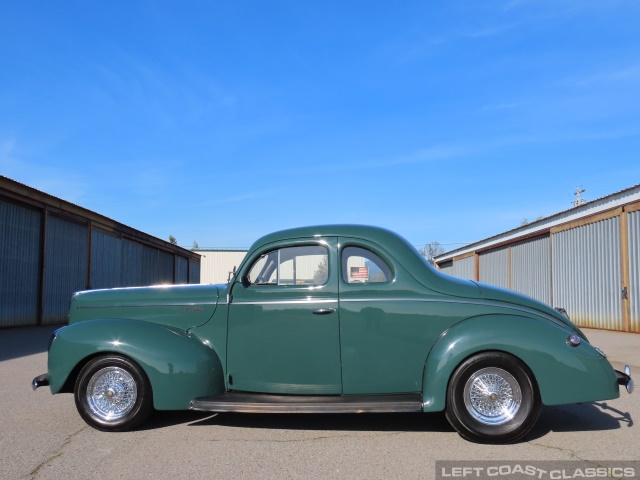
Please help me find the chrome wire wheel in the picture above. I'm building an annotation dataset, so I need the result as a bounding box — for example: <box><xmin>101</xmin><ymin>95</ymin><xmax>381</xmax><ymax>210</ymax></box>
<box><xmin>75</xmin><ymin>355</ymin><xmax>153</xmax><ymax>431</ymax></box>
<box><xmin>463</xmin><ymin>367</ymin><xmax>522</xmax><ymax>426</ymax></box>
<box><xmin>446</xmin><ymin>352</ymin><xmax>540</xmax><ymax>443</ymax></box>
<box><xmin>86</xmin><ymin>366</ymin><xmax>138</xmax><ymax>422</ymax></box>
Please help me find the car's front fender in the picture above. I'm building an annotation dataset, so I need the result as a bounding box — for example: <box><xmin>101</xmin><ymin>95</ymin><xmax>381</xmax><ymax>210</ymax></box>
<box><xmin>421</xmin><ymin>314</ymin><xmax>619</xmax><ymax>412</ymax></box>
<box><xmin>48</xmin><ymin>318</ymin><xmax>225</xmax><ymax>410</ymax></box>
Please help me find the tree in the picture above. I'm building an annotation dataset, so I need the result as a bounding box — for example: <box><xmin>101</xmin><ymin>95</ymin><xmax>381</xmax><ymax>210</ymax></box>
<box><xmin>168</xmin><ymin>235</ymin><xmax>178</xmax><ymax>245</ymax></box>
<box><xmin>419</xmin><ymin>241</ymin><xmax>445</xmax><ymax>266</ymax></box>
<box><xmin>313</xmin><ymin>256</ymin><xmax>328</xmax><ymax>284</ymax></box>
<box><xmin>191</xmin><ymin>241</ymin><xmax>199</xmax><ymax>251</ymax></box>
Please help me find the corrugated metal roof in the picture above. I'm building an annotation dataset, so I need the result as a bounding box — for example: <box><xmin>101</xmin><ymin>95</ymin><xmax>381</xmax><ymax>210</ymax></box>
<box><xmin>435</xmin><ymin>183</ymin><xmax>640</xmax><ymax>262</ymax></box>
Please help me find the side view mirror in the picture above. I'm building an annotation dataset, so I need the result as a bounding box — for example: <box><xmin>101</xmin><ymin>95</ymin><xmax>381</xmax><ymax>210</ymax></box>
<box><xmin>227</xmin><ymin>266</ymin><xmax>237</xmax><ymax>283</ymax></box>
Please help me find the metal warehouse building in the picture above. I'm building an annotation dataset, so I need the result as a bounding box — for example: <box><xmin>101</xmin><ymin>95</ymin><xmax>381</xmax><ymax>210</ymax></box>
<box><xmin>0</xmin><ymin>175</ymin><xmax>201</xmax><ymax>328</ymax></box>
<box><xmin>434</xmin><ymin>184</ymin><xmax>640</xmax><ymax>333</ymax></box>
<box><xmin>195</xmin><ymin>249</ymin><xmax>248</xmax><ymax>285</ymax></box>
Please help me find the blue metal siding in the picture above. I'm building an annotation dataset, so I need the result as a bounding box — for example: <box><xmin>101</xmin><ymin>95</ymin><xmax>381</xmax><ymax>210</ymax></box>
<box><xmin>90</xmin><ymin>230</ymin><xmax>122</xmax><ymax>289</ymax></box>
<box><xmin>0</xmin><ymin>199</ymin><xmax>41</xmax><ymax>327</ymax></box>
<box><xmin>121</xmin><ymin>240</ymin><xmax>144</xmax><ymax>287</ymax></box>
<box><xmin>159</xmin><ymin>250</ymin><xmax>174</xmax><ymax>284</ymax></box>
<box><xmin>175</xmin><ymin>256</ymin><xmax>188</xmax><ymax>284</ymax></box>
<box><xmin>42</xmin><ymin>215</ymin><xmax>88</xmax><ymax>325</ymax></box>
<box><xmin>189</xmin><ymin>259</ymin><xmax>201</xmax><ymax>284</ymax></box>
<box><xmin>142</xmin><ymin>246</ymin><xmax>160</xmax><ymax>285</ymax></box>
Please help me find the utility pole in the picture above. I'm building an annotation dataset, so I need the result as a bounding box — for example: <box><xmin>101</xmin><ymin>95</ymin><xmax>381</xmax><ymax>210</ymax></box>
<box><xmin>572</xmin><ymin>186</ymin><xmax>586</xmax><ymax>207</ymax></box>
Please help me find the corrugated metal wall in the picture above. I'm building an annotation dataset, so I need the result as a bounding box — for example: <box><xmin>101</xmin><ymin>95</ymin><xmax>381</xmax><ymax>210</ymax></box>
<box><xmin>42</xmin><ymin>215</ymin><xmax>89</xmax><ymax>325</ymax></box>
<box><xmin>452</xmin><ymin>256</ymin><xmax>475</xmax><ymax>280</ymax></box>
<box><xmin>552</xmin><ymin>217</ymin><xmax>623</xmax><ymax>330</ymax></box>
<box><xmin>438</xmin><ymin>260</ymin><xmax>453</xmax><ymax>276</ymax></box>
<box><xmin>158</xmin><ymin>250</ymin><xmax>174</xmax><ymax>284</ymax></box>
<box><xmin>91</xmin><ymin>230</ymin><xmax>122</xmax><ymax>289</ymax></box>
<box><xmin>197</xmin><ymin>250</ymin><xmax>247</xmax><ymax>284</ymax></box>
<box><xmin>479</xmin><ymin>247</ymin><xmax>509</xmax><ymax>289</ymax></box>
<box><xmin>122</xmin><ymin>240</ymin><xmax>144</xmax><ymax>287</ymax></box>
<box><xmin>0</xmin><ymin>199</ymin><xmax>41</xmax><ymax>327</ymax></box>
<box><xmin>629</xmin><ymin>211</ymin><xmax>640</xmax><ymax>332</ymax></box>
<box><xmin>1</xmin><ymin>181</ymin><xmax>201</xmax><ymax>327</ymax></box>
<box><xmin>175</xmin><ymin>256</ymin><xmax>188</xmax><ymax>284</ymax></box>
<box><xmin>189</xmin><ymin>259</ymin><xmax>201</xmax><ymax>284</ymax></box>
<box><xmin>511</xmin><ymin>236</ymin><xmax>551</xmax><ymax>305</ymax></box>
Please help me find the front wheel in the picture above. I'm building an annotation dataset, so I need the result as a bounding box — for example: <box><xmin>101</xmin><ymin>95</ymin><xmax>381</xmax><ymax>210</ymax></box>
<box><xmin>74</xmin><ymin>355</ymin><xmax>153</xmax><ymax>431</ymax></box>
<box><xmin>445</xmin><ymin>352</ymin><xmax>541</xmax><ymax>444</ymax></box>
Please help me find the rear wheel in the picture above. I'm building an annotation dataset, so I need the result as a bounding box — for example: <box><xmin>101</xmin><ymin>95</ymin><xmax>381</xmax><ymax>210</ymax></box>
<box><xmin>74</xmin><ymin>355</ymin><xmax>153</xmax><ymax>431</ymax></box>
<box><xmin>445</xmin><ymin>352</ymin><xmax>540</xmax><ymax>444</ymax></box>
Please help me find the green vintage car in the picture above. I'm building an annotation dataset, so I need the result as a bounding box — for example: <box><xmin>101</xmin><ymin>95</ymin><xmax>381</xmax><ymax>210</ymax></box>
<box><xmin>32</xmin><ymin>225</ymin><xmax>633</xmax><ymax>443</ymax></box>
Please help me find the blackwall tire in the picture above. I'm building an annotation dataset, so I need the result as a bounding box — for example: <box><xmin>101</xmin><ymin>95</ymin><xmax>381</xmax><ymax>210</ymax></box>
<box><xmin>74</xmin><ymin>355</ymin><xmax>153</xmax><ymax>432</ymax></box>
<box><xmin>445</xmin><ymin>352</ymin><xmax>541</xmax><ymax>444</ymax></box>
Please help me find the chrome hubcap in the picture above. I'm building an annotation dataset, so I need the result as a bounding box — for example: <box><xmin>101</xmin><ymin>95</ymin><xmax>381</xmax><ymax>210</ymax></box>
<box><xmin>463</xmin><ymin>367</ymin><xmax>522</xmax><ymax>425</ymax></box>
<box><xmin>86</xmin><ymin>367</ymin><xmax>137</xmax><ymax>422</ymax></box>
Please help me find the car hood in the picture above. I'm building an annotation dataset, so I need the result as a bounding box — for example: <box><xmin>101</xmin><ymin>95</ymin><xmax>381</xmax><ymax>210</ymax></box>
<box><xmin>69</xmin><ymin>284</ymin><xmax>220</xmax><ymax>331</ymax></box>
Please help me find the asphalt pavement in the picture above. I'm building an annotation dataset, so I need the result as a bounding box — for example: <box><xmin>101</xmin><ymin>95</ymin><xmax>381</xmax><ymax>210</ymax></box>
<box><xmin>1</xmin><ymin>326</ymin><xmax>638</xmax><ymax>480</ymax></box>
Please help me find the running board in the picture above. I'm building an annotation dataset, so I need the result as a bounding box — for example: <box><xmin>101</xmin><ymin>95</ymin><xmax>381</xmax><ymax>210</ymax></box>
<box><xmin>190</xmin><ymin>392</ymin><xmax>423</xmax><ymax>414</ymax></box>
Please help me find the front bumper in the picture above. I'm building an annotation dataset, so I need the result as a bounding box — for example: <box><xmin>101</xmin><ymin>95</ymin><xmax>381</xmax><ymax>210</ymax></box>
<box><xmin>615</xmin><ymin>366</ymin><xmax>634</xmax><ymax>394</ymax></box>
<box><xmin>32</xmin><ymin>373</ymin><xmax>49</xmax><ymax>391</ymax></box>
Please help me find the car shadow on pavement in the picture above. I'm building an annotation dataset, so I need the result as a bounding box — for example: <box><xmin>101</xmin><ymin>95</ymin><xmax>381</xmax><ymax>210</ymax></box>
<box><xmin>0</xmin><ymin>325</ymin><xmax>61</xmax><ymax>362</ymax></box>
<box><xmin>529</xmin><ymin>402</ymin><xmax>633</xmax><ymax>439</ymax></box>
<box><xmin>144</xmin><ymin>411</ymin><xmax>455</xmax><ymax>433</ymax></box>
<box><xmin>142</xmin><ymin>402</ymin><xmax>633</xmax><ymax>442</ymax></box>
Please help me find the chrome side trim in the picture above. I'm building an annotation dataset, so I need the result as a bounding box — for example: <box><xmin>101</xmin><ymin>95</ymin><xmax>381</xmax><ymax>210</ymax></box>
<box><xmin>190</xmin><ymin>392</ymin><xmax>423</xmax><ymax>414</ymax></box>
<box><xmin>77</xmin><ymin>302</ymin><xmax>217</xmax><ymax>309</ymax></box>
<box><xmin>231</xmin><ymin>299</ymin><xmax>338</xmax><ymax>306</ymax></box>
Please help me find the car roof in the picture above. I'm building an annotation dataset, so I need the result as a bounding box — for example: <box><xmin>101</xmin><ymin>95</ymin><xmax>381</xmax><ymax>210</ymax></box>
<box><xmin>249</xmin><ymin>224</ymin><xmax>405</xmax><ymax>250</ymax></box>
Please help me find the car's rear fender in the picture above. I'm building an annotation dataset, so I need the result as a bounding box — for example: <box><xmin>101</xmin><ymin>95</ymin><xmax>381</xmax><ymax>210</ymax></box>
<box><xmin>421</xmin><ymin>314</ymin><xmax>619</xmax><ymax>412</ymax></box>
<box><xmin>48</xmin><ymin>318</ymin><xmax>225</xmax><ymax>410</ymax></box>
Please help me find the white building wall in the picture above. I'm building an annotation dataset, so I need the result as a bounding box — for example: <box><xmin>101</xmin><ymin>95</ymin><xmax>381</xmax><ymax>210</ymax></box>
<box><xmin>196</xmin><ymin>250</ymin><xmax>248</xmax><ymax>285</ymax></box>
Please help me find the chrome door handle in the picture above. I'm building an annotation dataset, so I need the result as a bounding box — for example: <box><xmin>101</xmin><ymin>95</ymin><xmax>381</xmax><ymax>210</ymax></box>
<box><xmin>313</xmin><ymin>308</ymin><xmax>336</xmax><ymax>315</ymax></box>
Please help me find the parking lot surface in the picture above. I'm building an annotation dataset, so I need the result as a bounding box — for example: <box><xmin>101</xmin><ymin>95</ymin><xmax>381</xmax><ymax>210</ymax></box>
<box><xmin>1</xmin><ymin>326</ymin><xmax>638</xmax><ymax>480</ymax></box>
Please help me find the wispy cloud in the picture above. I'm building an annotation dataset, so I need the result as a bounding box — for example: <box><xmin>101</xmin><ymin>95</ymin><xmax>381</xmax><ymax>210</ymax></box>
<box><xmin>464</xmin><ymin>23</ymin><xmax>519</xmax><ymax>39</ymax></box>
<box><xmin>293</xmin><ymin>145</ymin><xmax>468</xmax><ymax>176</ymax></box>
<box><xmin>0</xmin><ymin>137</ymin><xmax>18</xmax><ymax>171</ymax></box>
<box><xmin>569</xmin><ymin>65</ymin><xmax>640</xmax><ymax>88</ymax></box>
<box><xmin>481</xmin><ymin>103</ymin><xmax>520</xmax><ymax>111</ymax></box>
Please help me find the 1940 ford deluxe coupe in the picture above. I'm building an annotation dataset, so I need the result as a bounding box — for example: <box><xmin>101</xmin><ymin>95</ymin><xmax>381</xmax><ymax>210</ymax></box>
<box><xmin>32</xmin><ymin>225</ymin><xmax>633</xmax><ymax>443</ymax></box>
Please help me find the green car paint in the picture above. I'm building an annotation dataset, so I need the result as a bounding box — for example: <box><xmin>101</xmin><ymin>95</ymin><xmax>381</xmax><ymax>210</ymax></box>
<box><xmin>43</xmin><ymin>224</ymin><xmax>623</xmax><ymax>415</ymax></box>
<box><xmin>49</xmin><ymin>318</ymin><xmax>225</xmax><ymax>409</ymax></box>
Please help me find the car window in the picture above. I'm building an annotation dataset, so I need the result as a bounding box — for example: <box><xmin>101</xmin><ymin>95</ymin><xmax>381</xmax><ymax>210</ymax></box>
<box><xmin>342</xmin><ymin>246</ymin><xmax>392</xmax><ymax>284</ymax></box>
<box><xmin>247</xmin><ymin>245</ymin><xmax>328</xmax><ymax>286</ymax></box>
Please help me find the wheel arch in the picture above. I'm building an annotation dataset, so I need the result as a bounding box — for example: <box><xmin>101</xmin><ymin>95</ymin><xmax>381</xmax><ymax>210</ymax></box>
<box><xmin>421</xmin><ymin>313</ymin><xmax>619</xmax><ymax>412</ymax></box>
<box><xmin>49</xmin><ymin>318</ymin><xmax>226</xmax><ymax>410</ymax></box>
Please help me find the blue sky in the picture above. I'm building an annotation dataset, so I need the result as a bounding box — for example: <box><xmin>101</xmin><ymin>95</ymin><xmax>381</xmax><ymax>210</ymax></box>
<box><xmin>1</xmin><ymin>1</ymin><xmax>639</xmax><ymax>250</ymax></box>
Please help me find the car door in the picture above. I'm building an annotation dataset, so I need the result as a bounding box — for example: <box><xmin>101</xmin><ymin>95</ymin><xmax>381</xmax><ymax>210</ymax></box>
<box><xmin>338</xmin><ymin>238</ymin><xmax>448</xmax><ymax>395</ymax></box>
<box><xmin>227</xmin><ymin>238</ymin><xmax>342</xmax><ymax>395</ymax></box>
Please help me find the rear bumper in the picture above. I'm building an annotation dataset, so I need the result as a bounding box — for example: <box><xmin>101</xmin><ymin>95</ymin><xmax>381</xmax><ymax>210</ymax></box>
<box><xmin>32</xmin><ymin>373</ymin><xmax>49</xmax><ymax>391</ymax></box>
<box><xmin>615</xmin><ymin>366</ymin><xmax>634</xmax><ymax>394</ymax></box>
